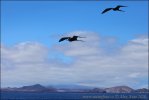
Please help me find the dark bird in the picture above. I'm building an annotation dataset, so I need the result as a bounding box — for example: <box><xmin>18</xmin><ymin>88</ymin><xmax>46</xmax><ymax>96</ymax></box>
<box><xmin>59</xmin><ymin>36</ymin><xmax>85</xmax><ymax>42</ymax></box>
<box><xmin>102</xmin><ymin>5</ymin><xmax>127</xmax><ymax>14</ymax></box>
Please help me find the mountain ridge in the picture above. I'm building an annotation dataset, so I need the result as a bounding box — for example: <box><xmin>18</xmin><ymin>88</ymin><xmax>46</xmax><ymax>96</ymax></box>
<box><xmin>1</xmin><ymin>84</ymin><xmax>149</xmax><ymax>93</ymax></box>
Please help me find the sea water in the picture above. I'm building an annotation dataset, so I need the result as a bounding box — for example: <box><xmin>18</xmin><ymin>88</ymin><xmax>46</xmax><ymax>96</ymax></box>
<box><xmin>1</xmin><ymin>92</ymin><xmax>149</xmax><ymax>100</ymax></box>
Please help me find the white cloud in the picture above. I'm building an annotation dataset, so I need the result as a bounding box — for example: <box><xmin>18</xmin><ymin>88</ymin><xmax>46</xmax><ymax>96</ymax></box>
<box><xmin>128</xmin><ymin>73</ymin><xmax>140</xmax><ymax>78</ymax></box>
<box><xmin>1</xmin><ymin>42</ymin><xmax>49</xmax><ymax>65</ymax></box>
<box><xmin>1</xmin><ymin>32</ymin><xmax>148</xmax><ymax>89</ymax></box>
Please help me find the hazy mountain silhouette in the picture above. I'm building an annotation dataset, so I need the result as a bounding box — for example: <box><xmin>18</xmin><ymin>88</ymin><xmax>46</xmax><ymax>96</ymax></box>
<box><xmin>1</xmin><ymin>84</ymin><xmax>148</xmax><ymax>93</ymax></box>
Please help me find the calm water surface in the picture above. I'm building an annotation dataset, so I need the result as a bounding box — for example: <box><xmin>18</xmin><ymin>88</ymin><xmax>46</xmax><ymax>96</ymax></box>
<box><xmin>1</xmin><ymin>92</ymin><xmax>149</xmax><ymax>100</ymax></box>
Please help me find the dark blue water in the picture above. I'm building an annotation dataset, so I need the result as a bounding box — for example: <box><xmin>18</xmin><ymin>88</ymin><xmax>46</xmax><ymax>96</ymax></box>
<box><xmin>1</xmin><ymin>92</ymin><xmax>149</xmax><ymax>100</ymax></box>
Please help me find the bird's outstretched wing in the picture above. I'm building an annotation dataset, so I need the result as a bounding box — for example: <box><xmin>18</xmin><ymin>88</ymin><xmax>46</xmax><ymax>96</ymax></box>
<box><xmin>115</xmin><ymin>5</ymin><xmax>127</xmax><ymax>9</ymax></box>
<box><xmin>77</xmin><ymin>40</ymin><xmax>85</xmax><ymax>42</ymax></box>
<box><xmin>59</xmin><ymin>37</ymin><xmax>69</xmax><ymax>42</ymax></box>
<box><xmin>101</xmin><ymin>8</ymin><xmax>113</xmax><ymax>14</ymax></box>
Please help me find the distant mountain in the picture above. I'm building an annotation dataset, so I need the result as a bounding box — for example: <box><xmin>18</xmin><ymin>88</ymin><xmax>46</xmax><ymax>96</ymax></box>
<box><xmin>21</xmin><ymin>84</ymin><xmax>47</xmax><ymax>90</ymax></box>
<box><xmin>1</xmin><ymin>84</ymin><xmax>57</xmax><ymax>92</ymax></box>
<box><xmin>1</xmin><ymin>84</ymin><xmax>148</xmax><ymax>93</ymax></box>
<box><xmin>88</xmin><ymin>86</ymin><xmax>135</xmax><ymax>93</ymax></box>
<box><xmin>135</xmin><ymin>88</ymin><xmax>149</xmax><ymax>93</ymax></box>
<box><xmin>104</xmin><ymin>86</ymin><xmax>134</xmax><ymax>93</ymax></box>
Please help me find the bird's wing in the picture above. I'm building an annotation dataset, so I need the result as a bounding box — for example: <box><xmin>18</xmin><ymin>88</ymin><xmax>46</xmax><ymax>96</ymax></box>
<box><xmin>101</xmin><ymin>8</ymin><xmax>113</xmax><ymax>14</ymax></box>
<box><xmin>115</xmin><ymin>5</ymin><xmax>127</xmax><ymax>9</ymax></box>
<box><xmin>59</xmin><ymin>37</ymin><xmax>69</xmax><ymax>42</ymax></box>
<box><xmin>77</xmin><ymin>40</ymin><xmax>85</xmax><ymax>42</ymax></box>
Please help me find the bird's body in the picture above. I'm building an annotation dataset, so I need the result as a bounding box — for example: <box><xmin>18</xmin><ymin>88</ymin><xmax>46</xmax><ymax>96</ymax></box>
<box><xmin>59</xmin><ymin>36</ymin><xmax>85</xmax><ymax>42</ymax></box>
<box><xmin>102</xmin><ymin>5</ymin><xmax>127</xmax><ymax>14</ymax></box>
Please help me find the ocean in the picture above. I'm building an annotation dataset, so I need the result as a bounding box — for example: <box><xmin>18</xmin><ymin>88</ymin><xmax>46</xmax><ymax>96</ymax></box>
<box><xmin>1</xmin><ymin>92</ymin><xmax>149</xmax><ymax>100</ymax></box>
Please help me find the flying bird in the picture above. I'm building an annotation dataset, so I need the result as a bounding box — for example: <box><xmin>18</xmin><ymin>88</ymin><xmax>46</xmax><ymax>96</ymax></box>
<box><xmin>59</xmin><ymin>35</ymin><xmax>85</xmax><ymax>42</ymax></box>
<box><xmin>101</xmin><ymin>5</ymin><xmax>127</xmax><ymax>14</ymax></box>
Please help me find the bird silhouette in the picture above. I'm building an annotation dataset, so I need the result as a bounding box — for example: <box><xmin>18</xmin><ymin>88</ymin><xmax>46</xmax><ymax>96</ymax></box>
<box><xmin>102</xmin><ymin>5</ymin><xmax>127</xmax><ymax>14</ymax></box>
<box><xmin>59</xmin><ymin>35</ymin><xmax>85</xmax><ymax>42</ymax></box>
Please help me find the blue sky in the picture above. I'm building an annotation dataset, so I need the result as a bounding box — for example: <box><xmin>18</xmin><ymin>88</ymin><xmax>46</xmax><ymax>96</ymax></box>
<box><xmin>1</xmin><ymin>1</ymin><xmax>148</xmax><ymax>88</ymax></box>
<box><xmin>1</xmin><ymin>1</ymin><xmax>148</xmax><ymax>46</ymax></box>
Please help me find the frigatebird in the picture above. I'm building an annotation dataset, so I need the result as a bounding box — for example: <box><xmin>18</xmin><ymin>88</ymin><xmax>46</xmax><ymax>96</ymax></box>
<box><xmin>101</xmin><ymin>5</ymin><xmax>127</xmax><ymax>14</ymax></box>
<box><xmin>59</xmin><ymin>36</ymin><xmax>85</xmax><ymax>42</ymax></box>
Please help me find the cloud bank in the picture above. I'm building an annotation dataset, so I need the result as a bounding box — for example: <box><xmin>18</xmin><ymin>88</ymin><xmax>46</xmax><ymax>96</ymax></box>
<box><xmin>1</xmin><ymin>31</ymin><xmax>148</xmax><ymax>88</ymax></box>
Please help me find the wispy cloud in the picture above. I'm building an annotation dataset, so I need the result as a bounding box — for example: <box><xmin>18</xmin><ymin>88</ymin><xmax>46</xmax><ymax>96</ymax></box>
<box><xmin>1</xmin><ymin>31</ymin><xmax>148</xmax><ymax>88</ymax></box>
